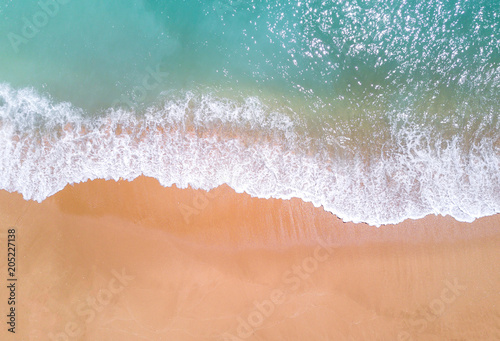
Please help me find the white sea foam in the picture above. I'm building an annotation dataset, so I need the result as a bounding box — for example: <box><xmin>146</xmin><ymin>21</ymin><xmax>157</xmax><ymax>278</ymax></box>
<box><xmin>0</xmin><ymin>83</ymin><xmax>499</xmax><ymax>226</ymax></box>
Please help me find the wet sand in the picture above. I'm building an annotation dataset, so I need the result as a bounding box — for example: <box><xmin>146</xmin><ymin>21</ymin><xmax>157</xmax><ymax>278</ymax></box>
<box><xmin>0</xmin><ymin>176</ymin><xmax>499</xmax><ymax>340</ymax></box>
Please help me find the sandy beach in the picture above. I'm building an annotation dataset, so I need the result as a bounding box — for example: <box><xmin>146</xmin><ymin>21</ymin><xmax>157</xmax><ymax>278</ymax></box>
<box><xmin>0</xmin><ymin>176</ymin><xmax>499</xmax><ymax>340</ymax></box>
<box><xmin>1</xmin><ymin>1</ymin><xmax>499</xmax><ymax>340</ymax></box>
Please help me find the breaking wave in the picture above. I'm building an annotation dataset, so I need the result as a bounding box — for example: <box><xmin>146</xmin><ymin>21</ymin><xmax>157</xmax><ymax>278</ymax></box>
<box><xmin>0</xmin><ymin>83</ymin><xmax>499</xmax><ymax>226</ymax></box>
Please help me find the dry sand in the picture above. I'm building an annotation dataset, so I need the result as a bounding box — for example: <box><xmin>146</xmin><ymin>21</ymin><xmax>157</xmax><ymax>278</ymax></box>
<box><xmin>0</xmin><ymin>176</ymin><xmax>499</xmax><ymax>340</ymax></box>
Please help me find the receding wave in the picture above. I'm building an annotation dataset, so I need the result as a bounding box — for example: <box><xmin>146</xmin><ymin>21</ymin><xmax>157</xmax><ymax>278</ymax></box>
<box><xmin>0</xmin><ymin>83</ymin><xmax>498</xmax><ymax>226</ymax></box>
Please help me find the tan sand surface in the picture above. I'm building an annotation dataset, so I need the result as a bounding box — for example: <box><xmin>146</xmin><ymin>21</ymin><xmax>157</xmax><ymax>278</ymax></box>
<box><xmin>0</xmin><ymin>176</ymin><xmax>499</xmax><ymax>340</ymax></box>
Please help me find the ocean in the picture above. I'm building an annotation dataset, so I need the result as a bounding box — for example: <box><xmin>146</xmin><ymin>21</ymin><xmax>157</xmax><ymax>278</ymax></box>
<box><xmin>0</xmin><ymin>0</ymin><xmax>498</xmax><ymax>226</ymax></box>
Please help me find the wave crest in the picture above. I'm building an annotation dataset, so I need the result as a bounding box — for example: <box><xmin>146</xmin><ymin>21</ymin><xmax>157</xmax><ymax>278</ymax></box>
<box><xmin>0</xmin><ymin>84</ymin><xmax>498</xmax><ymax>226</ymax></box>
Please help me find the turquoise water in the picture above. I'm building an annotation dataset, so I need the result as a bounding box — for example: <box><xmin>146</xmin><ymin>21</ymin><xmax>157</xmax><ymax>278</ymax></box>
<box><xmin>0</xmin><ymin>0</ymin><xmax>499</xmax><ymax>225</ymax></box>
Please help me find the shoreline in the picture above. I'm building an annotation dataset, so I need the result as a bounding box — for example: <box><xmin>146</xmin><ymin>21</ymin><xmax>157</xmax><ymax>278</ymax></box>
<box><xmin>0</xmin><ymin>176</ymin><xmax>499</xmax><ymax>340</ymax></box>
<box><xmin>6</xmin><ymin>176</ymin><xmax>500</xmax><ymax>248</ymax></box>
<box><xmin>2</xmin><ymin>82</ymin><xmax>498</xmax><ymax>226</ymax></box>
